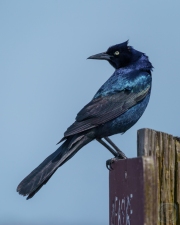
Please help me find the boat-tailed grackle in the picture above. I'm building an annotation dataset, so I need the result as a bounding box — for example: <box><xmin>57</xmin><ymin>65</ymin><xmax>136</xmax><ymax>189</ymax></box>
<box><xmin>17</xmin><ymin>40</ymin><xmax>153</xmax><ymax>199</ymax></box>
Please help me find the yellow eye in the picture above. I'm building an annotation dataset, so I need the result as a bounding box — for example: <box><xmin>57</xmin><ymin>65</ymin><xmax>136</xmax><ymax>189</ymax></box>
<box><xmin>114</xmin><ymin>51</ymin><xmax>119</xmax><ymax>56</ymax></box>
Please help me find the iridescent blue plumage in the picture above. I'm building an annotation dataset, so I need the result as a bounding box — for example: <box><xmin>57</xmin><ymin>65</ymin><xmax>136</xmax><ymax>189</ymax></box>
<box><xmin>17</xmin><ymin>41</ymin><xmax>153</xmax><ymax>199</ymax></box>
<box><xmin>93</xmin><ymin>53</ymin><xmax>152</xmax><ymax>137</ymax></box>
<box><xmin>94</xmin><ymin>54</ymin><xmax>152</xmax><ymax>99</ymax></box>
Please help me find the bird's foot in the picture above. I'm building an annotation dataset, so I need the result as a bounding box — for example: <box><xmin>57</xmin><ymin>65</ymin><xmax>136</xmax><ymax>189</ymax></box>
<box><xmin>106</xmin><ymin>152</ymin><xmax>127</xmax><ymax>171</ymax></box>
<box><xmin>106</xmin><ymin>158</ymin><xmax>115</xmax><ymax>170</ymax></box>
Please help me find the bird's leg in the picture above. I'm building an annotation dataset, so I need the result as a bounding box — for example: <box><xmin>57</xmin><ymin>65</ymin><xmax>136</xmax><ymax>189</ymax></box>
<box><xmin>104</xmin><ymin>137</ymin><xmax>127</xmax><ymax>159</ymax></box>
<box><xmin>96</xmin><ymin>137</ymin><xmax>127</xmax><ymax>170</ymax></box>
<box><xmin>96</xmin><ymin>138</ymin><xmax>117</xmax><ymax>157</ymax></box>
<box><xmin>96</xmin><ymin>139</ymin><xmax>116</xmax><ymax>170</ymax></box>
<box><xmin>104</xmin><ymin>137</ymin><xmax>127</xmax><ymax>170</ymax></box>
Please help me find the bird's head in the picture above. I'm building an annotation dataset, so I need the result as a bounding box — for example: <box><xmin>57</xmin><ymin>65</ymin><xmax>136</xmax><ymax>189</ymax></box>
<box><xmin>88</xmin><ymin>40</ymin><xmax>143</xmax><ymax>69</ymax></box>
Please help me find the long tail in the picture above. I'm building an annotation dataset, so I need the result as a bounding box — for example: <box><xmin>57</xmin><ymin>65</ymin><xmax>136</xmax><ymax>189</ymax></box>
<box><xmin>17</xmin><ymin>134</ymin><xmax>93</xmax><ymax>199</ymax></box>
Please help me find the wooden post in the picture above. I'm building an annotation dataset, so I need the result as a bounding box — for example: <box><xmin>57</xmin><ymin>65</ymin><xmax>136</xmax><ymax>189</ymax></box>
<box><xmin>138</xmin><ymin>128</ymin><xmax>180</xmax><ymax>225</ymax></box>
<box><xmin>109</xmin><ymin>128</ymin><xmax>180</xmax><ymax>225</ymax></box>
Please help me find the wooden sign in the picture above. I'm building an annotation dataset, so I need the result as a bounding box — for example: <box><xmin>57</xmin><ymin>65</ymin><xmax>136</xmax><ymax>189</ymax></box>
<box><xmin>109</xmin><ymin>157</ymin><xmax>157</xmax><ymax>225</ymax></box>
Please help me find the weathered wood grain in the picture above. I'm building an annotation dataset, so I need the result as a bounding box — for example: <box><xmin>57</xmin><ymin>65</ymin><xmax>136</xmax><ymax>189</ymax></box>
<box><xmin>142</xmin><ymin>157</ymin><xmax>157</xmax><ymax>225</ymax></box>
<box><xmin>138</xmin><ymin>128</ymin><xmax>180</xmax><ymax>225</ymax></box>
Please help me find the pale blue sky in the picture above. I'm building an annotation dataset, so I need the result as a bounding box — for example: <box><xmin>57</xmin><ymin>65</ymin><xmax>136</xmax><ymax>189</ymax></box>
<box><xmin>1</xmin><ymin>1</ymin><xmax>180</xmax><ymax>225</ymax></box>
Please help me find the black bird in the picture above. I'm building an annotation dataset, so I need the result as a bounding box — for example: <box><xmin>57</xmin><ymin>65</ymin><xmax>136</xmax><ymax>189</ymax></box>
<box><xmin>17</xmin><ymin>41</ymin><xmax>153</xmax><ymax>199</ymax></box>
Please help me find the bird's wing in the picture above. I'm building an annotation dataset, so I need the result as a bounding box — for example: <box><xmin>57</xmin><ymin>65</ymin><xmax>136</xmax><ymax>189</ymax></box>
<box><xmin>63</xmin><ymin>86</ymin><xmax>150</xmax><ymax>138</ymax></box>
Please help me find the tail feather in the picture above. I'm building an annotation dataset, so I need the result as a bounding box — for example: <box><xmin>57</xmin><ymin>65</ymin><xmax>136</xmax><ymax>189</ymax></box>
<box><xmin>17</xmin><ymin>134</ymin><xmax>93</xmax><ymax>199</ymax></box>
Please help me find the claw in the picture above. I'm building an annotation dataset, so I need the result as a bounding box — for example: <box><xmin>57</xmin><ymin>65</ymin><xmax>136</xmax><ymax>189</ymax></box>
<box><xmin>106</xmin><ymin>158</ymin><xmax>115</xmax><ymax>170</ymax></box>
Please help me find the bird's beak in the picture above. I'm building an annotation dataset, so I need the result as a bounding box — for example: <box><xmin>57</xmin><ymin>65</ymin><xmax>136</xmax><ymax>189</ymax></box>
<box><xmin>87</xmin><ymin>52</ymin><xmax>111</xmax><ymax>60</ymax></box>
